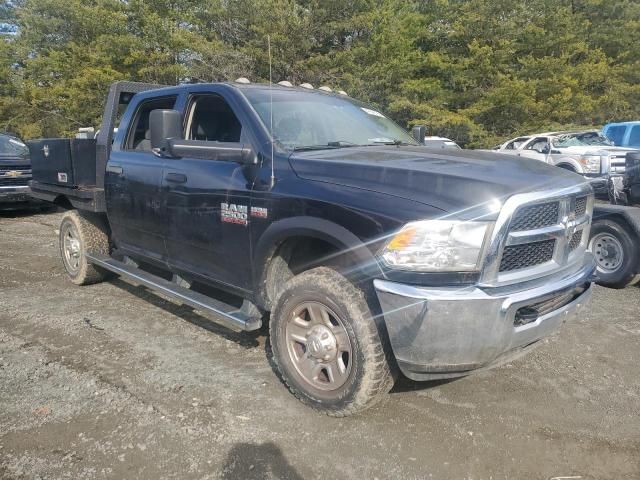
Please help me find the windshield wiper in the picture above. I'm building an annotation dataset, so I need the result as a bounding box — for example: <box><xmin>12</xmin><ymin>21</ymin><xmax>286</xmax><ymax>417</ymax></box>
<box><xmin>368</xmin><ymin>139</ymin><xmax>411</xmax><ymax>146</ymax></box>
<box><xmin>293</xmin><ymin>141</ymin><xmax>361</xmax><ymax>152</ymax></box>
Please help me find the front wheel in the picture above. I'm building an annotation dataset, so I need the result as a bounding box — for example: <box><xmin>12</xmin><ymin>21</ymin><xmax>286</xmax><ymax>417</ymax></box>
<box><xmin>589</xmin><ymin>219</ymin><xmax>639</xmax><ymax>289</ymax></box>
<box><xmin>270</xmin><ymin>267</ymin><xmax>395</xmax><ymax>416</ymax></box>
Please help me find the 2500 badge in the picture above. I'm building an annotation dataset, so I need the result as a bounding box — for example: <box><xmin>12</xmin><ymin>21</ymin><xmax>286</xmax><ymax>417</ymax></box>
<box><xmin>220</xmin><ymin>203</ymin><xmax>248</xmax><ymax>225</ymax></box>
<box><xmin>220</xmin><ymin>203</ymin><xmax>269</xmax><ymax>225</ymax></box>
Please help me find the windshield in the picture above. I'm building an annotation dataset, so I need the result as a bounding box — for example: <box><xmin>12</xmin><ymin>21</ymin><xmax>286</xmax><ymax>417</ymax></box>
<box><xmin>0</xmin><ymin>134</ymin><xmax>28</xmax><ymax>158</ymax></box>
<box><xmin>553</xmin><ymin>131</ymin><xmax>613</xmax><ymax>148</ymax></box>
<box><xmin>243</xmin><ymin>88</ymin><xmax>418</xmax><ymax>150</ymax></box>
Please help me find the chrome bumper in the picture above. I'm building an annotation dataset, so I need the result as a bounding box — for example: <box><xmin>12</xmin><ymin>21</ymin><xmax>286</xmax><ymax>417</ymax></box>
<box><xmin>0</xmin><ymin>185</ymin><xmax>31</xmax><ymax>203</ymax></box>
<box><xmin>374</xmin><ymin>253</ymin><xmax>596</xmax><ymax>380</ymax></box>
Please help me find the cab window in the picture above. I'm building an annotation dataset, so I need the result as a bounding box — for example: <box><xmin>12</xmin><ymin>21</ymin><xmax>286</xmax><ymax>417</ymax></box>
<box><xmin>185</xmin><ymin>95</ymin><xmax>242</xmax><ymax>143</ymax></box>
<box><xmin>605</xmin><ymin>125</ymin><xmax>626</xmax><ymax>146</ymax></box>
<box><xmin>525</xmin><ymin>137</ymin><xmax>549</xmax><ymax>153</ymax></box>
<box><xmin>125</xmin><ymin>96</ymin><xmax>177</xmax><ymax>151</ymax></box>
<box><xmin>628</xmin><ymin>126</ymin><xmax>640</xmax><ymax>147</ymax></box>
<box><xmin>505</xmin><ymin>137</ymin><xmax>529</xmax><ymax>150</ymax></box>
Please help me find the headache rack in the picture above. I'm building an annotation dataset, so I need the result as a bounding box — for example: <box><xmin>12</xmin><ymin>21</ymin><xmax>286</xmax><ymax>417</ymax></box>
<box><xmin>28</xmin><ymin>81</ymin><xmax>164</xmax><ymax>212</ymax></box>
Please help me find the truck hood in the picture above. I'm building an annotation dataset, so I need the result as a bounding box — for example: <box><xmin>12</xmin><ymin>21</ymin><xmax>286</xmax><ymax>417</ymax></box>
<box><xmin>289</xmin><ymin>146</ymin><xmax>587</xmax><ymax>220</ymax></box>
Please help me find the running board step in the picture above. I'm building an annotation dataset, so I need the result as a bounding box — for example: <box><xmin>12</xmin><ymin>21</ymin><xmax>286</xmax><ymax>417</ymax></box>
<box><xmin>86</xmin><ymin>253</ymin><xmax>262</xmax><ymax>332</ymax></box>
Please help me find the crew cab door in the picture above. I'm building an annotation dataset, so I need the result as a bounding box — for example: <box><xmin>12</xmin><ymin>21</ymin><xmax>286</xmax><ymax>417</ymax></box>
<box><xmin>105</xmin><ymin>95</ymin><xmax>178</xmax><ymax>263</ymax></box>
<box><xmin>162</xmin><ymin>92</ymin><xmax>255</xmax><ymax>291</ymax></box>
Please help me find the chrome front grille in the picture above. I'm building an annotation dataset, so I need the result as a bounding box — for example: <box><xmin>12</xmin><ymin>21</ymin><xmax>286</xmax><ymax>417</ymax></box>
<box><xmin>0</xmin><ymin>177</ymin><xmax>30</xmax><ymax>187</ymax></box>
<box><xmin>610</xmin><ymin>155</ymin><xmax>626</xmax><ymax>173</ymax></box>
<box><xmin>480</xmin><ymin>184</ymin><xmax>594</xmax><ymax>287</ymax></box>
<box><xmin>0</xmin><ymin>165</ymin><xmax>30</xmax><ymax>172</ymax></box>
<box><xmin>568</xmin><ymin>230</ymin><xmax>583</xmax><ymax>251</ymax></box>
<box><xmin>509</xmin><ymin>202</ymin><xmax>559</xmax><ymax>231</ymax></box>
<box><xmin>574</xmin><ymin>196</ymin><xmax>587</xmax><ymax>216</ymax></box>
<box><xmin>500</xmin><ymin>239</ymin><xmax>556</xmax><ymax>272</ymax></box>
<box><xmin>0</xmin><ymin>166</ymin><xmax>31</xmax><ymax>187</ymax></box>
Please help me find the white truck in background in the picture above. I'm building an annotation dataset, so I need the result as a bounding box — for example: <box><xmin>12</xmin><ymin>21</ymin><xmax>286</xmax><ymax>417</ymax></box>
<box><xmin>494</xmin><ymin>131</ymin><xmax>638</xmax><ymax>195</ymax></box>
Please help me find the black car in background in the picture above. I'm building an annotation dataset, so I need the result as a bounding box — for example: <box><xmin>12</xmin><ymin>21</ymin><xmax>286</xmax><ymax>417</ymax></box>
<box><xmin>0</xmin><ymin>133</ymin><xmax>35</xmax><ymax>208</ymax></box>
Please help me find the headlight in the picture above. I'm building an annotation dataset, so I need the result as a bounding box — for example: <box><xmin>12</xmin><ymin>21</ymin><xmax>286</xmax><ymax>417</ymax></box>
<box><xmin>577</xmin><ymin>154</ymin><xmax>602</xmax><ymax>173</ymax></box>
<box><xmin>380</xmin><ymin>220</ymin><xmax>491</xmax><ymax>272</ymax></box>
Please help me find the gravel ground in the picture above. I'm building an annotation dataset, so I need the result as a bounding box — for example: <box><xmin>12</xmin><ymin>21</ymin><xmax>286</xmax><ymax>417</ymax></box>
<box><xmin>0</xmin><ymin>208</ymin><xmax>639</xmax><ymax>480</ymax></box>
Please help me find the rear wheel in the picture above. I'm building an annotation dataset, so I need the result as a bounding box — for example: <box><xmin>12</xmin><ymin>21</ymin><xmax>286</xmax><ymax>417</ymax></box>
<box><xmin>589</xmin><ymin>219</ymin><xmax>639</xmax><ymax>288</ymax></box>
<box><xmin>59</xmin><ymin>210</ymin><xmax>110</xmax><ymax>285</ymax></box>
<box><xmin>270</xmin><ymin>267</ymin><xmax>395</xmax><ymax>416</ymax></box>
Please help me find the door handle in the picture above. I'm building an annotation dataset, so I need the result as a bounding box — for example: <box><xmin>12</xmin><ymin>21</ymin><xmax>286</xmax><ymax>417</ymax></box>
<box><xmin>165</xmin><ymin>172</ymin><xmax>187</xmax><ymax>183</ymax></box>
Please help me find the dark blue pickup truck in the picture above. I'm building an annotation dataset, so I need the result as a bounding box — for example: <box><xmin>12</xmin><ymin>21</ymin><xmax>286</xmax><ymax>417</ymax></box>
<box><xmin>29</xmin><ymin>81</ymin><xmax>596</xmax><ymax>416</ymax></box>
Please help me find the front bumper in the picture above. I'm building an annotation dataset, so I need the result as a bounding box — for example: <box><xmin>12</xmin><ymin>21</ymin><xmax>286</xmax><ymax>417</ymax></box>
<box><xmin>0</xmin><ymin>185</ymin><xmax>32</xmax><ymax>204</ymax></box>
<box><xmin>374</xmin><ymin>253</ymin><xmax>596</xmax><ymax>380</ymax></box>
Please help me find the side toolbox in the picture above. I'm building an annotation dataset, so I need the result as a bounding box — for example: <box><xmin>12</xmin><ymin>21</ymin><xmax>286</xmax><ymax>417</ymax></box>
<box><xmin>27</xmin><ymin>138</ymin><xmax>105</xmax><ymax>212</ymax></box>
<box><xmin>28</xmin><ymin>138</ymin><xmax>97</xmax><ymax>188</ymax></box>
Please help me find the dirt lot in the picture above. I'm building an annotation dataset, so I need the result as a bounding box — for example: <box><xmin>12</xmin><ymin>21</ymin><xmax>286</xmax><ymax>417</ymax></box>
<box><xmin>0</xmin><ymin>209</ymin><xmax>639</xmax><ymax>480</ymax></box>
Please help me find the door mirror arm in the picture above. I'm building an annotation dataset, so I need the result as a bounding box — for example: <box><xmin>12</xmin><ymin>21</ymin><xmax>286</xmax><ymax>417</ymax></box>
<box><xmin>168</xmin><ymin>139</ymin><xmax>258</xmax><ymax>165</ymax></box>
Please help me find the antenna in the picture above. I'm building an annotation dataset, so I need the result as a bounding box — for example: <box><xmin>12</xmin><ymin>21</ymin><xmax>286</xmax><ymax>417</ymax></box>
<box><xmin>268</xmin><ymin>35</ymin><xmax>275</xmax><ymax>188</ymax></box>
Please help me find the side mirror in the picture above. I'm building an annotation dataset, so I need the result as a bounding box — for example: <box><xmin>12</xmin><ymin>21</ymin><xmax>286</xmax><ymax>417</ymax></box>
<box><xmin>412</xmin><ymin>125</ymin><xmax>427</xmax><ymax>144</ymax></box>
<box><xmin>150</xmin><ymin>109</ymin><xmax>183</xmax><ymax>155</ymax></box>
<box><xmin>149</xmin><ymin>109</ymin><xmax>257</xmax><ymax>165</ymax></box>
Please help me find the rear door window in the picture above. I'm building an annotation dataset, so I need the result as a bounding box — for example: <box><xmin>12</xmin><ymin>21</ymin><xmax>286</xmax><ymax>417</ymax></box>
<box><xmin>125</xmin><ymin>96</ymin><xmax>178</xmax><ymax>151</ymax></box>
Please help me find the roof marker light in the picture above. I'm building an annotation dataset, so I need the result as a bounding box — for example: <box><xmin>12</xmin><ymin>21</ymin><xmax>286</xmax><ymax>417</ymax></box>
<box><xmin>235</xmin><ymin>77</ymin><xmax>251</xmax><ymax>84</ymax></box>
<box><xmin>318</xmin><ymin>86</ymin><xmax>332</xmax><ymax>92</ymax></box>
<box><xmin>277</xmin><ymin>80</ymin><xmax>293</xmax><ymax>87</ymax></box>
<box><xmin>299</xmin><ymin>83</ymin><xmax>314</xmax><ymax>89</ymax></box>
<box><xmin>337</xmin><ymin>90</ymin><xmax>348</xmax><ymax>96</ymax></box>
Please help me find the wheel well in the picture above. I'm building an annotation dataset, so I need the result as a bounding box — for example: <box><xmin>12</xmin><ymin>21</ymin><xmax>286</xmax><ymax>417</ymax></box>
<box><xmin>261</xmin><ymin>236</ymin><xmax>363</xmax><ymax>310</ymax></box>
<box><xmin>557</xmin><ymin>163</ymin><xmax>576</xmax><ymax>172</ymax></box>
<box><xmin>593</xmin><ymin>212</ymin><xmax>634</xmax><ymax>237</ymax></box>
<box><xmin>53</xmin><ymin>195</ymin><xmax>73</xmax><ymax>210</ymax></box>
